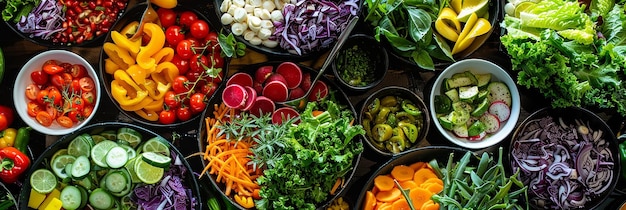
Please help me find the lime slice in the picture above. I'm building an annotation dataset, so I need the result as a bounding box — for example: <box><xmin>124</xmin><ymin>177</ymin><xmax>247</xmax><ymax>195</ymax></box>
<box><xmin>117</xmin><ymin>128</ymin><xmax>142</xmax><ymax>149</ymax></box>
<box><xmin>91</xmin><ymin>135</ymin><xmax>107</xmax><ymax>144</ymax></box>
<box><xmin>52</xmin><ymin>149</ymin><xmax>68</xmax><ymax>161</ymax></box>
<box><xmin>514</xmin><ymin>1</ymin><xmax>535</xmax><ymax>18</ymax></box>
<box><xmin>91</xmin><ymin>140</ymin><xmax>118</xmax><ymax>167</ymax></box>
<box><xmin>30</xmin><ymin>169</ymin><xmax>57</xmax><ymax>194</ymax></box>
<box><xmin>100</xmin><ymin>130</ymin><xmax>117</xmax><ymax>141</ymax></box>
<box><xmin>456</xmin><ymin>0</ymin><xmax>489</xmax><ymax>22</ymax></box>
<box><xmin>124</xmin><ymin>157</ymin><xmax>142</xmax><ymax>183</ymax></box>
<box><xmin>141</xmin><ymin>137</ymin><xmax>170</xmax><ymax>157</ymax></box>
<box><xmin>51</xmin><ymin>155</ymin><xmax>77</xmax><ymax>179</ymax></box>
<box><xmin>68</xmin><ymin>135</ymin><xmax>93</xmax><ymax>158</ymax></box>
<box><xmin>134</xmin><ymin>158</ymin><xmax>164</xmax><ymax>184</ymax></box>
<box><xmin>141</xmin><ymin>152</ymin><xmax>171</xmax><ymax>168</ymax></box>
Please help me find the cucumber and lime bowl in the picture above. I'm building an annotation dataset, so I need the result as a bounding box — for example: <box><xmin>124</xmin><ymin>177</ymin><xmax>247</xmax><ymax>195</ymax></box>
<box><xmin>18</xmin><ymin>122</ymin><xmax>201</xmax><ymax>210</ymax></box>
<box><xmin>429</xmin><ymin>59</ymin><xmax>520</xmax><ymax>149</ymax></box>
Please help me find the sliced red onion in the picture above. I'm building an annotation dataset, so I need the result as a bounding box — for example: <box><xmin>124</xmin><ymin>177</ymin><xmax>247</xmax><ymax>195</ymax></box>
<box><xmin>16</xmin><ymin>0</ymin><xmax>65</xmax><ymax>40</ymax></box>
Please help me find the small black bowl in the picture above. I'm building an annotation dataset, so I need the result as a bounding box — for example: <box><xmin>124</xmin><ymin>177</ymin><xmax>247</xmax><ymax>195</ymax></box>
<box><xmin>359</xmin><ymin>86</ymin><xmax>430</xmax><ymax>157</ymax></box>
<box><xmin>331</xmin><ymin>34</ymin><xmax>388</xmax><ymax>93</ymax></box>
<box><xmin>509</xmin><ymin>107</ymin><xmax>620</xmax><ymax>210</ymax></box>
<box><xmin>17</xmin><ymin>122</ymin><xmax>202</xmax><ymax>210</ymax></box>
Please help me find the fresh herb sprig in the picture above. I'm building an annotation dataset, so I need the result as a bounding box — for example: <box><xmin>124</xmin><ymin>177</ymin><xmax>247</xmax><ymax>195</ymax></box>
<box><xmin>218</xmin><ymin>31</ymin><xmax>246</xmax><ymax>58</ymax></box>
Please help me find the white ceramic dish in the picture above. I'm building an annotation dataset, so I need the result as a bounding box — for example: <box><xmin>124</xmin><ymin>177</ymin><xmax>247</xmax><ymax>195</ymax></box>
<box><xmin>13</xmin><ymin>50</ymin><xmax>101</xmax><ymax>136</ymax></box>
<box><xmin>429</xmin><ymin>58</ymin><xmax>520</xmax><ymax>149</ymax></box>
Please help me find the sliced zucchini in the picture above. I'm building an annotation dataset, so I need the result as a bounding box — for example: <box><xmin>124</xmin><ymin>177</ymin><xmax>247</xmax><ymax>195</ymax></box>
<box><xmin>459</xmin><ymin>86</ymin><xmax>478</xmax><ymax>102</ymax></box>
<box><xmin>475</xmin><ymin>73</ymin><xmax>492</xmax><ymax>87</ymax></box>
<box><xmin>487</xmin><ymin>82</ymin><xmax>512</xmax><ymax>107</ymax></box>
<box><xmin>444</xmin><ymin>89</ymin><xmax>460</xmax><ymax>102</ymax></box>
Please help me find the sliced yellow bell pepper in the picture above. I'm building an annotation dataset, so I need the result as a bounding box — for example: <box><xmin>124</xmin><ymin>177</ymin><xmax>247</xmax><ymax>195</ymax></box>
<box><xmin>111</xmin><ymin>80</ymin><xmax>149</xmax><ymax>106</ymax></box>
<box><xmin>104</xmin><ymin>42</ymin><xmax>134</xmax><ymax>70</ymax></box>
<box><xmin>150</xmin><ymin>0</ymin><xmax>177</xmax><ymax>9</ymax></box>
<box><xmin>436</xmin><ymin>8</ymin><xmax>462</xmax><ymax>42</ymax></box>
<box><xmin>120</xmin><ymin>21</ymin><xmax>140</xmax><ymax>37</ymax></box>
<box><xmin>150</xmin><ymin>71</ymin><xmax>169</xmax><ymax>86</ymax></box>
<box><xmin>111</xmin><ymin>30</ymin><xmax>141</xmax><ymax>55</ymax></box>
<box><xmin>136</xmin><ymin>23</ymin><xmax>165</xmax><ymax>70</ymax></box>
<box><xmin>144</xmin><ymin>97</ymin><xmax>164</xmax><ymax>112</ymax></box>
<box><xmin>135</xmin><ymin>109</ymin><xmax>159</xmax><ymax>121</ymax></box>
<box><xmin>234</xmin><ymin>195</ymin><xmax>255</xmax><ymax>209</ymax></box>
<box><xmin>465</xmin><ymin>18</ymin><xmax>491</xmax><ymax>40</ymax></box>
<box><xmin>120</xmin><ymin>97</ymin><xmax>154</xmax><ymax>111</ymax></box>
<box><xmin>126</xmin><ymin>64</ymin><xmax>151</xmax><ymax>85</ymax></box>
<box><xmin>104</xmin><ymin>58</ymin><xmax>120</xmax><ymax>75</ymax></box>
<box><xmin>153</xmin><ymin>47</ymin><xmax>175</xmax><ymax>64</ymax></box>
<box><xmin>142</xmin><ymin>79</ymin><xmax>157</xmax><ymax>97</ymax></box>
<box><xmin>114</xmin><ymin>70</ymin><xmax>143</xmax><ymax>91</ymax></box>
<box><xmin>117</xmin><ymin>79</ymin><xmax>138</xmax><ymax>98</ymax></box>
<box><xmin>156</xmin><ymin>62</ymin><xmax>179</xmax><ymax>83</ymax></box>
<box><xmin>152</xmin><ymin>82</ymin><xmax>171</xmax><ymax>100</ymax></box>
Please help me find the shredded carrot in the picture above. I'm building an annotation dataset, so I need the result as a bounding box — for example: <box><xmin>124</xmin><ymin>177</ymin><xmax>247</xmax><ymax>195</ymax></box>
<box><xmin>329</xmin><ymin>178</ymin><xmax>342</xmax><ymax>195</ymax></box>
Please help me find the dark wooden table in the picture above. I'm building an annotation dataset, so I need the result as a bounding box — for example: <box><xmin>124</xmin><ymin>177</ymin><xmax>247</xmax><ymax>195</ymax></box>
<box><xmin>1</xmin><ymin>0</ymin><xmax>624</xmax><ymax>209</ymax></box>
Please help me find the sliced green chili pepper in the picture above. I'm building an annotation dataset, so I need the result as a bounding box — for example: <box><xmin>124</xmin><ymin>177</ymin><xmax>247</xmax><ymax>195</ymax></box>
<box><xmin>381</xmin><ymin>95</ymin><xmax>398</xmax><ymax>107</ymax></box>
<box><xmin>375</xmin><ymin>107</ymin><xmax>391</xmax><ymax>124</ymax></box>
<box><xmin>389</xmin><ymin>135</ymin><xmax>407</xmax><ymax>151</ymax></box>
<box><xmin>372</xmin><ymin>124</ymin><xmax>393</xmax><ymax>142</ymax></box>
<box><xmin>367</xmin><ymin>98</ymin><xmax>381</xmax><ymax>115</ymax></box>
<box><xmin>386</xmin><ymin>113</ymin><xmax>397</xmax><ymax>127</ymax></box>
<box><xmin>363</xmin><ymin>118</ymin><xmax>372</xmax><ymax>138</ymax></box>
<box><xmin>402</xmin><ymin>100</ymin><xmax>422</xmax><ymax>116</ymax></box>
<box><xmin>399</xmin><ymin>121</ymin><xmax>419</xmax><ymax>143</ymax></box>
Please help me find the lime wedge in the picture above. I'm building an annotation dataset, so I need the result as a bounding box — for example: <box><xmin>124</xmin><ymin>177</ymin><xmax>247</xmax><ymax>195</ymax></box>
<box><xmin>91</xmin><ymin>140</ymin><xmax>118</xmax><ymax>167</ymax></box>
<box><xmin>141</xmin><ymin>137</ymin><xmax>170</xmax><ymax>157</ymax></box>
<box><xmin>134</xmin><ymin>158</ymin><xmax>164</xmax><ymax>184</ymax></box>
<box><xmin>514</xmin><ymin>1</ymin><xmax>535</xmax><ymax>18</ymax></box>
<box><xmin>99</xmin><ymin>130</ymin><xmax>117</xmax><ymax>141</ymax></box>
<box><xmin>124</xmin><ymin>157</ymin><xmax>142</xmax><ymax>183</ymax></box>
<box><xmin>30</xmin><ymin>169</ymin><xmax>57</xmax><ymax>194</ymax></box>
<box><xmin>141</xmin><ymin>152</ymin><xmax>171</xmax><ymax>169</ymax></box>
<box><xmin>91</xmin><ymin>135</ymin><xmax>107</xmax><ymax>144</ymax></box>
<box><xmin>457</xmin><ymin>0</ymin><xmax>489</xmax><ymax>22</ymax></box>
<box><xmin>52</xmin><ymin>149</ymin><xmax>68</xmax><ymax>161</ymax></box>
<box><xmin>68</xmin><ymin>135</ymin><xmax>93</xmax><ymax>158</ymax></box>
<box><xmin>117</xmin><ymin>128</ymin><xmax>142</xmax><ymax>149</ymax></box>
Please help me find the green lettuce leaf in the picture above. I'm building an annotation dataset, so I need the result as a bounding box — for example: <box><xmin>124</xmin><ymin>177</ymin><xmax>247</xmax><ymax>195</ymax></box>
<box><xmin>601</xmin><ymin>5</ymin><xmax>626</xmax><ymax>45</ymax></box>
<box><xmin>519</xmin><ymin>0</ymin><xmax>588</xmax><ymax>31</ymax></box>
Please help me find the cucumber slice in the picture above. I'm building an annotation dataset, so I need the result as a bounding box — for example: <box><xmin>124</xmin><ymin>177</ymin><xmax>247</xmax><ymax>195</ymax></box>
<box><xmin>471</xmin><ymin>98</ymin><xmax>489</xmax><ymax>117</ymax></box>
<box><xmin>487</xmin><ymin>82</ymin><xmax>512</xmax><ymax>107</ymax></box>
<box><xmin>475</xmin><ymin>73</ymin><xmax>492</xmax><ymax>87</ymax></box>
<box><xmin>459</xmin><ymin>86</ymin><xmax>478</xmax><ymax>102</ymax></box>
<box><xmin>118</xmin><ymin>144</ymin><xmax>137</xmax><ymax>160</ymax></box>
<box><xmin>60</xmin><ymin>185</ymin><xmax>82</xmax><ymax>210</ymax></box>
<box><xmin>89</xmin><ymin>188</ymin><xmax>115</xmax><ymax>210</ymax></box>
<box><xmin>141</xmin><ymin>152</ymin><xmax>172</xmax><ymax>169</ymax></box>
<box><xmin>106</xmin><ymin>146</ymin><xmax>129</xmax><ymax>169</ymax></box>
<box><xmin>91</xmin><ymin>140</ymin><xmax>118</xmax><ymax>168</ymax></box>
<box><xmin>109</xmin><ymin>169</ymin><xmax>133</xmax><ymax>197</ymax></box>
<box><xmin>104</xmin><ymin>170</ymin><xmax>129</xmax><ymax>193</ymax></box>
<box><xmin>467</xmin><ymin>120</ymin><xmax>486</xmax><ymax>137</ymax></box>
<box><xmin>51</xmin><ymin>155</ymin><xmax>76</xmax><ymax>179</ymax></box>
<box><xmin>453</xmin><ymin>124</ymin><xmax>469</xmax><ymax>138</ymax></box>
<box><xmin>71</xmin><ymin>156</ymin><xmax>90</xmax><ymax>179</ymax></box>
<box><xmin>444</xmin><ymin>89</ymin><xmax>460</xmax><ymax>102</ymax></box>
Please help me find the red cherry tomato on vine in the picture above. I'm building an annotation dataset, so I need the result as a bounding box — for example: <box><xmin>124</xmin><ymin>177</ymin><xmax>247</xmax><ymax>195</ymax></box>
<box><xmin>176</xmin><ymin>40</ymin><xmax>195</xmax><ymax>60</ymax></box>
<box><xmin>31</xmin><ymin>70</ymin><xmax>49</xmax><ymax>85</ymax></box>
<box><xmin>189</xmin><ymin>93</ymin><xmax>206</xmax><ymax>113</ymax></box>
<box><xmin>179</xmin><ymin>11</ymin><xmax>198</xmax><ymax>27</ymax></box>
<box><xmin>176</xmin><ymin>106</ymin><xmax>192</xmax><ymax>121</ymax></box>
<box><xmin>164</xmin><ymin>91</ymin><xmax>181</xmax><ymax>108</ymax></box>
<box><xmin>209</xmin><ymin>53</ymin><xmax>224</xmax><ymax>68</ymax></box>
<box><xmin>157</xmin><ymin>8</ymin><xmax>177</xmax><ymax>28</ymax></box>
<box><xmin>172</xmin><ymin>76</ymin><xmax>191</xmax><ymax>94</ymax></box>
<box><xmin>0</xmin><ymin>105</ymin><xmax>14</xmax><ymax>131</ymax></box>
<box><xmin>171</xmin><ymin>54</ymin><xmax>190</xmax><ymax>75</ymax></box>
<box><xmin>200</xmin><ymin>80</ymin><xmax>218</xmax><ymax>96</ymax></box>
<box><xmin>159</xmin><ymin>110</ymin><xmax>176</xmax><ymax>124</ymax></box>
<box><xmin>190</xmin><ymin>20</ymin><xmax>209</xmax><ymax>39</ymax></box>
<box><xmin>189</xmin><ymin>54</ymin><xmax>209</xmax><ymax>73</ymax></box>
<box><xmin>165</xmin><ymin>25</ymin><xmax>186</xmax><ymax>46</ymax></box>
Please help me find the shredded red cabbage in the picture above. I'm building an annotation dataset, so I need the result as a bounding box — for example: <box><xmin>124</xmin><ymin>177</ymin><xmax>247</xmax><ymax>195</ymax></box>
<box><xmin>511</xmin><ymin>116</ymin><xmax>615</xmax><ymax>209</ymax></box>
<box><xmin>131</xmin><ymin>152</ymin><xmax>197</xmax><ymax>210</ymax></box>
<box><xmin>273</xmin><ymin>0</ymin><xmax>360</xmax><ymax>55</ymax></box>
<box><xmin>16</xmin><ymin>0</ymin><xmax>65</xmax><ymax>40</ymax></box>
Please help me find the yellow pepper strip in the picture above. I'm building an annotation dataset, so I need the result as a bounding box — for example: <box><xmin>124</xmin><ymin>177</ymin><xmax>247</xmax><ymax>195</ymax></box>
<box><xmin>126</xmin><ymin>64</ymin><xmax>151</xmax><ymax>86</ymax></box>
<box><xmin>151</xmin><ymin>71</ymin><xmax>169</xmax><ymax>86</ymax></box>
<box><xmin>234</xmin><ymin>195</ymin><xmax>255</xmax><ymax>209</ymax></box>
<box><xmin>0</xmin><ymin>128</ymin><xmax>17</xmax><ymax>149</ymax></box>
<box><xmin>111</xmin><ymin>80</ymin><xmax>149</xmax><ymax>106</ymax></box>
<box><xmin>136</xmin><ymin>23</ymin><xmax>165</xmax><ymax>70</ymax></box>
<box><xmin>152</xmin><ymin>82</ymin><xmax>171</xmax><ymax>100</ymax></box>
<box><xmin>114</xmin><ymin>70</ymin><xmax>144</xmax><ymax>91</ymax></box>
<box><xmin>135</xmin><ymin>109</ymin><xmax>159</xmax><ymax>121</ymax></box>
<box><xmin>104</xmin><ymin>58</ymin><xmax>121</xmax><ymax>75</ymax></box>
<box><xmin>156</xmin><ymin>62</ymin><xmax>179</xmax><ymax>83</ymax></box>
<box><xmin>465</xmin><ymin>18</ymin><xmax>491</xmax><ymax>39</ymax></box>
<box><xmin>104</xmin><ymin>42</ymin><xmax>134</xmax><ymax>70</ymax></box>
<box><xmin>117</xmin><ymin>79</ymin><xmax>138</xmax><ymax>98</ymax></box>
<box><xmin>141</xmin><ymin>79</ymin><xmax>157</xmax><ymax>98</ymax></box>
<box><xmin>435</xmin><ymin>8</ymin><xmax>462</xmax><ymax>42</ymax></box>
<box><xmin>120</xmin><ymin>21</ymin><xmax>140</xmax><ymax>37</ymax></box>
<box><xmin>150</xmin><ymin>0</ymin><xmax>177</xmax><ymax>9</ymax></box>
<box><xmin>144</xmin><ymin>97</ymin><xmax>164</xmax><ymax>112</ymax></box>
<box><xmin>152</xmin><ymin>47</ymin><xmax>175</xmax><ymax>64</ymax></box>
<box><xmin>112</xmin><ymin>31</ymin><xmax>141</xmax><ymax>55</ymax></box>
<box><xmin>120</xmin><ymin>97</ymin><xmax>154</xmax><ymax>111</ymax></box>
<box><xmin>452</xmin><ymin>12</ymin><xmax>478</xmax><ymax>55</ymax></box>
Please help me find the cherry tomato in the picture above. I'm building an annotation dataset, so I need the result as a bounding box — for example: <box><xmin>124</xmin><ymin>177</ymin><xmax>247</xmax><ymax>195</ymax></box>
<box><xmin>48</xmin><ymin>88</ymin><xmax>63</xmax><ymax>106</ymax></box>
<box><xmin>157</xmin><ymin>8</ymin><xmax>177</xmax><ymax>28</ymax></box>
<box><xmin>43</xmin><ymin>60</ymin><xmax>58</xmax><ymax>67</ymax></box>
<box><xmin>159</xmin><ymin>110</ymin><xmax>176</xmax><ymax>124</ymax></box>
<box><xmin>185</xmin><ymin>71</ymin><xmax>203</xmax><ymax>83</ymax></box>
<box><xmin>36</xmin><ymin>111</ymin><xmax>54</xmax><ymax>126</ymax></box>
<box><xmin>50</xmin><ymin>74</ymin><xmax>67</xmax><ymax>89</ymax></box>
<box><xmin>165</xmin><ymin>25</ymin><xmax>186</xmax><ymax>46</ymax></box>
<box><xmin>209</xmin><ymin>53</ymin><xmax>224</xmax><ymax>68</ymax></box>
<box><xmin>36</xmin><ymin>89</ymin><xmax>49</xmax><ymax>105</ymax></box>
<box><xmin>171</xmin><ymin>54</ymin><xmax>190</xmax><ymax>75</ymax></box>
<box><xmin>25</xmin><ymin>84</ymin><xmax>41</xmax><ymax>100</ymax></box>
<box><xmin>187</xmin><ymin>37</ymin><xmax>206</xmax><ymax>54</ymax></box>
<box><xmin>71</xmin><ymin>79</ymin><xmax>81</xmax><ymax>94</ymax></box>
<box><xmin>82</xmin><ymin>91</ymin><xmax>96</xmax><ymax>105</ymax></box>
<box><xmin>31</xmin><ymin>70</ymin><xmax>49</xmax><ymax>85</ymax></box>
<box><xmin>176</xmin><ymin>106</ymin><xmax>192</xmax><ymax>121</ymax></box>
<box><xmin>82</xmin><ymin>105</ymin><xmax>94</xmax><ymax>118</ymax></box>
<box><xmin>164</xmin><ymin>91</ymin><xmax>180</xmax><ymax>108</ymax></box>
<box><xmin>58</xmin><ymin>62</ymin><xmax>72</xmax><ymax>71</ymax></box>
<box><xmin>176</xmin><ymin>40</ymin><xmax>195</xmax><ymax>60</ymax></box>
<box><xmin>179</xmin><ymin>11</ymin><xmax>198</xmax><ymax>27</ymax></box>
<box><xmin>190</xmin><ymin>20</ymin><xmax>209</xmax><ymax>39</ymax></box>
<box><xmin>43</xmin><ymin>64</ymin><xmax>64</xmax><ymax>75</ymax></box>
<box><xmin>46</xmin><ymin>104</ymin><xmax>58</xmax><ymax>119</ymax></box>
<box><xmin>201</xmin><ymin>80</ymin><xmax>218</xmax><ymax>96</ymax></box>
<box><xmin>205</xmin><ymin>31</ymin><xmax>220</xmax><ymax>52</ymax></box>
<box><xmin>189</xmin><ymin>54</ymin><xmax>209</xmax><ymax>73</ymax></box>
<box><xmin>57</xmin><ymin>116</ymin><xmax>74</xmax><ymax>128</ymax></box>
<box><xmin>0</xmin><ymin>105</ymin><xmax>13</xmax><ymax>131</ymax></box>
<box><xmin>189</xmin><ymin>93</ymin><xmax>206</xmax><ymax>113</ymax></box>
<box><xmin>67</xmin><ymin>110</ymin><xmax>83</xmax><ymax>122</ymax></box>
<box><xmin>72</xmin><ymin>97</ymin><xmax>85</xmax><ymax>111</ymax></box>
<box><xmin>172</xmin><ymin>76</ymin><xmax>191</xmax><ymax>94</ymax></box>
<box><xmin>79</xmin><ymin>77</ymin><xmax>95</xmax><ymax>92</ymax></box>
<box><xmin>70</xmin><ymin>64</ymin><xmax>87</xmax><ymax>78</ymax></box>
<box><xmin>27</xmin><ymin>102</ymin><xmax>42</xmax><ymax>117</ymax></box>
<box><xmin>0</xmin><ymin>115</ymin><xmax>6</xmax><ymax>132</ymax></box>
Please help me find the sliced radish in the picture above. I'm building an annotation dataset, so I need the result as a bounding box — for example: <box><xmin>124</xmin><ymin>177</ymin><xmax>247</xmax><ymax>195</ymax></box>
<box><xmin>289</xmin><ymin>87</ymin><xmax>305</xmax><ymax>100</ymax></box>
<box><xmin>222</xmin><ymin>84</ymin><xmax>248</xmax><ymax>109</ymax></box>
<box><xmin>300</xmin><ymin>72</ymin><xmax>312</xmax><ymax>91</ymax></box>
<box><xmin>226</xmin><ymin>72</ymin><xmax>254</xmax><ymax>87</ymax></box>
<box><xmin>276</xmin><ymin>62</ymin><xmax>303</xmax><ymax>89</ymax></box>
<box><xmin>265</xmin><ymin>73</ymin><xmax>288</xmax><ymax>86</ymax></box>
<box><xmin>480</xmin><ymin>113</ymin><xmax>501</xmax><ymax>133</ymax></box>
<box><xmin>468</xmin><ymin>131</ymin><xmax>486</xmax><ymax>141</ymax></box>
<box><xmin>242</xmin><ymin>86</ymin><xmax>257</xmax><ymax>111</ymax></box>
<box><xmin>249</xmin><ymin>96</ymin><xmax>276</xmax><ymax>117</ymax></box>
<box><xmin>488</xmin><ymin>101</ymin><xmax>510</xmax><ymax>122</ymax></box>
<box><xmin>255</xmin><ymin>65</ymin><xmax>273</xmax><ymax>83</ymax></box>
<box><xmin>262</xmin><ymin>80</ymin><xmax>289</xmax><ymax>102</ymax></box>
<box><xmin>307</xmin><ymin>80</ymin><xmax>329</xmax><ymax>102</ymax></box>
<box><xmin>252</xmin><ymin>81</ymin><xmax>264</xmax><ymax>95</ymax></box>
<box><xmin>272</xmin><ymin>107</ymin><xmax>300</xmax><ymax>125</ymax></box>
<box><xmin>453</xmin><ymin>125</ymin><xmax>468</xmax><ymax>138</ymax></box>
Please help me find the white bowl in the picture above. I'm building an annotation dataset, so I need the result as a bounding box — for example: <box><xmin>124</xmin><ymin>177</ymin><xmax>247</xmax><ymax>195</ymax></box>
<box><xmin>13</xmin><ymin>50</ymin><xmax>101</xmax><ymax>135</ymax></box>
<box><xmin>429</xmin><ymin>59</ymin><xmax>520</xmax><ymax>149</ymax></box>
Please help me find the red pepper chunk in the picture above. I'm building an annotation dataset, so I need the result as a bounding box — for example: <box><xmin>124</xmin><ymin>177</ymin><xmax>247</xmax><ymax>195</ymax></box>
<box><xmin>0</xmin><ymin>147</ymin><xmax>30</xmax><ymax>183</ymax></box>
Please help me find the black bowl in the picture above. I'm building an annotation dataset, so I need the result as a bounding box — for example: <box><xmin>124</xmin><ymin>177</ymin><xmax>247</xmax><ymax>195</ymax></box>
<box><xmin>331</xmin><ymin>34</ymin><xmax>388</xmax><ymax>93</ymax></box>
<box><xmin>2</xmin><ymin>0</ymin><xmax>129</xmax><ymax>47</ymax></box>
<box><xmin>358</xmin><ymin>86</ymin><xmax>430</xmax><ymax>157</ymax></box>
<box><xmin>509</xmin><ymin>107</ymin><xmax>620</xmax><ymax>210</ymax></box>
<box><xmin>354</xmin><ymin>146</ymin><xmax>468</xmax><ymax>209</ymax></box>
<box><xmin>198</xmin><ymin>61</ymin><xmax>362</xmax><ymax>209</ymax></box>
<box><xmin>99</xmin><ymin>3</ymin><xmax>227</xmax><ymax>127</ymax></box>
<box><xmin>213</xmin><ymin>0</ymin><xmax>362</xmax><ymax>59</ymax></box>
<box><xmin>17</xmin><ymin>122</ymin><xmax>202</xmax><ymax>209</ymax></box>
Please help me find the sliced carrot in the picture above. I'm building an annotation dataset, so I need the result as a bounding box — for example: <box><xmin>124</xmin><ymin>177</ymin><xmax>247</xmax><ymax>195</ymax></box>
<box><xmin>424</xmin><ymin>183</ymin><xmax>443</xmax><ymax>194</ymax></box>
<box><xmin>421</xmin><ymin>200</ymin><xmax>440</xmax><ymax>210</ymax></box>
<box><xmin>312</xmin><ymin>110</ymin><xmax>324</xmax><ymax>116</ymax></box>
<box><xmin>391</xmin><ymin>165</ymin><xmax>415</xmax><ymax>181</ymax></box>
<box><xmin>376</xmin><ymin>188</ymin><xmax>401</xmax><ymax>202</ymax></box>
<box><xmin>399</xmin><ymin>180</ymin><xmax>418</xmax><ymax>190</ymax></box>
<box><xmin>374</xmin><ymin>175</ymin><xmax>395</xmax><ymax>191</ymax></box>
<box><xmin>413</xmin><ymin>168</ymin><xmax>438</xmax><ymax>185</ymax></box>
<box><xmin>409</xmin><ymin>187</ymin><xmax>433</xmax><ymax>208</ymax></box>
<box><xmin>408</xmin><ymin>162</ymin><xmax>425</xmax><ymax>171</ymax></box>
<box><xmin>422</xmin><ymin>177</ymin><xmax>444</xmax><ymax>187</ymax></box>
<box><xmin>330</xmin><ymin>178</ymin><xmax>342</xmax><ymax>195</ymax></box>
<box><xmin>391</xmin><ymin>198</ymin><xmax>410</xmax><ymax>210</ymax></box>
<box><xmin>377</xmin><ymin>202</ymin><xmax>392</xmax><ymax>210</ymax></box>
<box><xmin>363</xmin><ymin>191</ymin><xmax>376</xmax><ymax>210</ymax></box>
<box><xmin>372</xmin><ymin>185</ymin><xmax>380</xmax><ymax>195</ymax></box>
